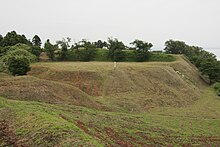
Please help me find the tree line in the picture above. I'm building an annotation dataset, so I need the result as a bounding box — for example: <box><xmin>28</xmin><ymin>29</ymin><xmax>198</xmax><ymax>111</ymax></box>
<box><xmin>0</xmin><ymin>31</ymin><xmax>155</xmax><ymax>62</ymax></box>
<box><xmin>0</xmin><ymin>31</ymin><xmax>219</xmax><ymax>86</ymax></box>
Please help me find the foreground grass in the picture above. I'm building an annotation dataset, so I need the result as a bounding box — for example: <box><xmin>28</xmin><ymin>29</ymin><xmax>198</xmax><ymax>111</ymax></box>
<box><xmin>0</xmin><ymin>87</ymin><xmax>220</xmax><ymax>146</ymax></box>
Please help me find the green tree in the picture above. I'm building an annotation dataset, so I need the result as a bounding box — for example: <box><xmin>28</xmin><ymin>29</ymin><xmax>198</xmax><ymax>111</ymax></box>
<box><xmin>29</xmin><ymin>46</ymin><xmax>42</xmax><ymax>59</ymax></box>
<box><xmin>44</xmin><ymin>39</ymin><xmax>56</xmax><ymax>61</ymax></box>
<box><xmin>73</xmin><ymin>39</ymin><xmax>96</xmax><ymax>61</ymax></box>
<box><xmin>0</xmin><ymin>46</ymin><xmax>10</xmax><ymax>57</ymax></box>
<box><xmin>1</xmin><ymin>31</ymin><xmax>29</xmax><ymax>47</ymax></box>
<box><xmin>200</xmin><ymin>59</ymin><xmax>220</xmax><ymax>84</ymax></box>
<box><xmin>32</xmin><ymin>35</ymin><xmax>42</xmax><ymax>47</ymax></box>
<box><xmin>163</xmin><ymin>39</ymin><xmax>220</xmax><ymax>84</ymax></box>
<box><xmin>107</xmin><ymin>38</ymin><xmax>126</xmax><ymax>61</ymax></box>
<box><xmin>130</xmin><ymin>39</ymin><xmax>153</xmax><ymax>62</ymax></box>
<box><xmin>164</xmin><ymin>40</ymin><xmax>187</xmax><ymax>54</ymax></box>
<box><xmin>56</xmin><ymin>37</ymin><xmax>71</xmax><ymax>61</ymax></box>
<box><xmin>184</xmin><ymin>45</ymin><xmax>217</xmax><ymax>69</ymax></box>
<box><xmin>94</xmin><ymin>40</ymin><xmax>108</xmax><ymax>48</ymax></box>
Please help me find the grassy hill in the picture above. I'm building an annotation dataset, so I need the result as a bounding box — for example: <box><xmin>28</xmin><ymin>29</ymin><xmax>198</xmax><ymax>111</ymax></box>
<box><xmin>1</xmin><ymin>55</ymin><xmax>220</xmax><ymax>146</ymax></box>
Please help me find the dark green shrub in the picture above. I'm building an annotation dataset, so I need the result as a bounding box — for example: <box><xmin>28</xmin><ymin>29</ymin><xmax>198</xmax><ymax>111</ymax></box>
<box><xmin>2</xmin><ymin>49</ymin><xmax>36</xmax><ymax>75</ymax></box>
<box><xmin>7</xmin><ymin>55</ymin><xmax>30</xmax><ymax>76</ymax></box>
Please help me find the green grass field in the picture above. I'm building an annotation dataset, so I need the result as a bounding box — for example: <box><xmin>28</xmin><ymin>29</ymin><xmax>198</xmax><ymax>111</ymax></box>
<box><xmin>0</xmin><ymin>55</ymin><xmax>220</xmax><ymax>146</ymax></box>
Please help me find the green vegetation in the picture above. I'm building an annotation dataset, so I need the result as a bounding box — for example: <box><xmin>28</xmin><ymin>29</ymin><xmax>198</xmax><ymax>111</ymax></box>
<box><xmin>1</xmin><ymin>49</ymin><xmax>36</xmax><ymax>75</ymax></box>
<box><xmin>164</xmin><ymin>39</ymin><xmax>220</xmax><ymax>84</ymax></box>
<box><xmin>0</xmin><ymin>31</ymin><xmax>30</xmax><ymax>47</ymax></box>
<box><xmin>0</xmin><ymin>31</ymin><xmax>179</xmax><ymax>72</ymax></box>
<box><xmin>1</xmin><ymin>89</ymin><xmax>220</xmax><ymax>146</ymax></box>
<box><xmin>32</xmin><ymin>35</ymin><xmax>42</xmax><ymax>47</ymax></box>
<box><xmin>0</xmin><ymin>55</ymin><xmax>220</xmax><ymax>145</ymax></box>
<box><xmin>148</xmin><ymin>53</ymin><xmax>176</xmax><ymax>62</ymax></box>
<box><xmin>3</xmin><ymin>47</ymin><xmax>37</xmax><ymax>63</ymax></box>
<box><xmin>1</xmin><ymin>30</ymin><xmax>220</xmax><ymax>145</ymax></box>
<box><xmin>93</xmin><ymin>48</ymin><xmax>110</xmax><ymax>61</ymax></box>
<box><xmin>7</xmin><ymin>55</ymin><xmax>30</xmax><ymax>76</ymax></box>
<box><xmin>107</xmin><ymin>38</ymin><xmax>126</xmax><ymax>62</ymax></box>
<box><xmin>67</xmin><ymin>49</ymin><xmax>175</xmax><ymax>62</ymax></box>
<box><xmin>44</xmin><ymin>39</ymin><xmax>56</xmax><ymax>61</ymax></box>
<box><xmin>214</xmin><ymin>83</ymin><xmax>220</xmax><ymax>96</ymax></box>
<box><xmin>56</xmin><ymin>38</ymin><xmax>71</xmax><ymax>61</ymax></box>
<box><xmin>130</xmin><ymin>39</ymin><xmax>153</xmax><ymax>62</ymax></box>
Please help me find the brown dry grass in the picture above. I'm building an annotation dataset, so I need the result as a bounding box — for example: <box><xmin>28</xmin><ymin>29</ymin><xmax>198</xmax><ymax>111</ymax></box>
<box><xmin>0</xmin><ymin>76</ymin><xmax>103</xmax><ymax>109</ymax></box>
<box><xmin>26</xmin><ymin>55</ymin><xmax>205</xmax><ymax>112</ymax></box>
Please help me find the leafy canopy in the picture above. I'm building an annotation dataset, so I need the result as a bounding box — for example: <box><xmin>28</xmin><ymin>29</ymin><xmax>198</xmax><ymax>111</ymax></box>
<box><xmin>131</xmin><ymin>39</ymin><xmax>153</xmax><ymax>62</ymax></box>
<box><xmin>107</xmin><ymin>38</ymin><xmax>126</xmax><ymax>61</ymax></box>
<box><xmin>1</xmin><ymin>31</ymin><xmax>29</xmax><ymax>47</ymax></box>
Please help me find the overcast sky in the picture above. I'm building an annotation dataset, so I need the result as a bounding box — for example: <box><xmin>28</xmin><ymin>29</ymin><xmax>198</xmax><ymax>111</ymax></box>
<box><xmin>0</xmin><ymin>0</ymin><xmax>220</xmax><ymax>59</ymax></box>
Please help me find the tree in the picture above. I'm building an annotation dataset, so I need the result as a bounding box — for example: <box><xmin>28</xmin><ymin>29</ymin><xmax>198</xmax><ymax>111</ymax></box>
<box><xmin>1</xmin><ymin>31</ymin><xmax>29</xmax><ymax>47</ymax></box>
<box><xmin>130</xmin><ymin>39</ymin><xmax>153</xmax><ymax>62</ymax></box>
<box><xmin>93</xmin><ymin>40</ymin><xmax>108</xmax><ymax>48</ymax></box>
<box><xmin>107</xmin><ymin>38</ymin><xmax>126</xmax><ymax>61</ymax></box>
<box><xmin>32</xmin><ymin>35</ymin><xmax>42</xmax><ymax>47</ymax></box>
<box><xmin>56</xmin><ymin>37</ymin><xmax>71</xmax><ymax>61</ymax></box>
<box><xmin>29</xmin><ymin>46</ymin><xmax>42</xmax><ymax>59</ymax></box>
<box><xmin>7</xmin><ymin>55</ymin><xmax>31</xmax><ymax>76</ymax></box>
<box><xmin>164</xmin><ymin>40</ymin><xmax>187</xmax><ymax>54</ymax></box>
<box><xmin>81</xmin><ymin>40</ymin><xmax>96</xmax><ymax>61</ymax></box>
<box><xmin>44</xmin><ymin>39</ymin><xmax>56</xmax><ymax>61</ymax></box>
<box><xmin>200</xmin><ymin>59</ymin><xmax>220</xmax><ymax>84</ymax></box>
<box><xmin>194</xmin><ymin>50</ymin><xmax>216</xmax><ymax>68</ymax></box>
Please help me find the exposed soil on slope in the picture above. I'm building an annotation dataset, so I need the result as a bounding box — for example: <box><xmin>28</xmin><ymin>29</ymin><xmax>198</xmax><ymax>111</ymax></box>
<box><xmin>27</xmin><ymin>56</ymin><xmax>205</xmax><ymax>111</ymax></box>
<box><xmin>29</xmin><ymin>68</ymin><xmax>104</xmax><ymax>96</ymax></box>
<box><xmin>0</xmin><ymin>76</ymin><xmax>104</xmax><ymax>109</ymax></box>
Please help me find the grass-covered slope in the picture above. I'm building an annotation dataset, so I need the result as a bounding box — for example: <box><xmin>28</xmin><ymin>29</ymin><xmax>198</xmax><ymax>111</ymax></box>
<box><xmin>0</xmin><ymin>87</ymin><xmax>220</xmax><ymax>146</ymax></box>
<box><xmin>1</xmin><ymin>55</ymin><xmax>220</xmax><ymax>146</ymax></box>
<box><xmin>0</xmin><ymin>76</ymin><xmax>104</xmax><ymax>109</ymax></box>
<box><xmin>28</xmin><ymin>55</ymin><xmax>204</xmax><ymax>112</ymax></box>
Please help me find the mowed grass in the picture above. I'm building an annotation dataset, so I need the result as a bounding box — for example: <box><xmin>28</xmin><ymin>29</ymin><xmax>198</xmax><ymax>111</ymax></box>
<box><xmin>1</xmin><ymin>55</ymin><xmax>220</xmax><ymax>146</ymax></box>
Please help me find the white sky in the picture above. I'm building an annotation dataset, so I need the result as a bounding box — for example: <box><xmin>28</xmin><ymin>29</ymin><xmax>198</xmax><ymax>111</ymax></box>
<box><xmin>0</xmin><ymin>0</ymin><xmax>220</xmax><ymax>59</ymax></box>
